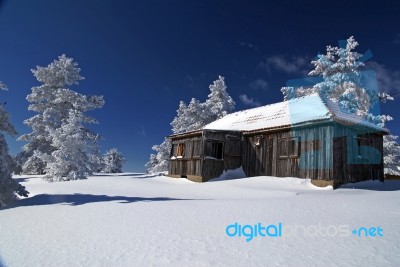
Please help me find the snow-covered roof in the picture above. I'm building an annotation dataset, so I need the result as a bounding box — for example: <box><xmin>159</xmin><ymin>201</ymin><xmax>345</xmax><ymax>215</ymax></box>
<box><xmin>203</xmin><ymin>94</ymin><xmax>386</xmax><ymax>133</ymax></box>
<box><xmin>324</xmin><ymin>98</ymin><xmax>387</xmax><ymax>132</ymax></box>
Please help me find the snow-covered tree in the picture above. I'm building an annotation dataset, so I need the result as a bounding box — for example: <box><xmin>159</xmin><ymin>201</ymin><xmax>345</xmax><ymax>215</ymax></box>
<box><xmin>0</xmin><ymin>84</ymin><xmax>29</xmax><ymax>207</ymax></box>
<box><xmin>43</xmin><ymin>109</ymin><xmax>103</xmax><ymax>181</ymax></box>
<box><xmin>171</xmin><ymin>76</ymin><xmax>235</xmax><ymax>135</ymax></box>
<box><xmin>378</xmin><ymin>92</ymin><xmax>394</xmax><ymax>103</ymax></box>
<box><xmin>205</xmin><ymin>75</ymin><xmax>235</xmax><ymax>121</ymax></box>
<box><xmin>383</xmin><ymin>134</ymin><xmax>400</xmax><ymax>176</ymax></box>
<box><xmin>281</xmin><ymin>86</ymin><xmax>318</xmax><ymax>101</ymax></box>
<box><xmin>146</xmin><ymin>138</ymin><xmax>171</xmax><ymax>173</ymax></box>
<box><xmin>282</xmin><ymin>36</ymin><xmax>390</xmax><ymax>127</ymax></box>
<box><xmin>170</xmin><ymin>101</ymin><xmax>189</xmax><ymax>135</ymax></box>
<box><xmin>147</xmin><ymin>76</ymin><xmax>235</xmax><ymax>173</ymax></box>
<box><xmin>102</xmin><ymin>148</ymin><xmax>125</xmax><ymax>173</ymax></box>
<box><xmin>19</xmin><ymin>55</ymin><xmax>85</xmax><ymax>174</ymax></box>
<box><xmin>20</xmin><ymin>55</ymin><xmax>104</xmax><ymax>181</ymax></box>
<box><xmin>14</xmin><ymin>142</ymin><xmax>47</xmax><ymax>174</ymax></box>
<box><xmin>171</xmin><ymin>98</ymin><xmax>205</xmax><ymax>134</ymax></box>
<box><xmin>376</xmin><ymin>93</ymin><xmax>398</xmax><ymax>173</ymax></box>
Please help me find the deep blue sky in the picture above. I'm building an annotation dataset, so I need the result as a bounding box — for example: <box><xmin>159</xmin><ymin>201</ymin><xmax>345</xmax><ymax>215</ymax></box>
<box><xmin>0</xmin><ymin>0</ymin><xmax>399</xmax><ymax>171</ymax></box>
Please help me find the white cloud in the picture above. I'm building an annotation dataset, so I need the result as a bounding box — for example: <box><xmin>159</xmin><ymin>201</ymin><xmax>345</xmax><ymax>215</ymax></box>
<box><xmin>365</xmin><ymin>61</ymin><xmax>400</xmax><ymax>94</ymax></box>
<box><xmin>249</xmin><ymin>79</ymin><xmax>268</xmax><ymax>91</ymax></box>
<box><xmin>239</xmin><ymin>94</ymin><xmax>261</xmax><ymax>107</ymax></box>
<box><xmin>259</xmin><ymin>55</ymin><xmax>309</xmax><ymax>75</ymax></box>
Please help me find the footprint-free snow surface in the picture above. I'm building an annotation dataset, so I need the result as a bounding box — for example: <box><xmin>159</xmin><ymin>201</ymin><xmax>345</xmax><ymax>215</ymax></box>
<box><xmin>1</xmin><ymin>174</ymin><xmax>400</xmax><ymax>266</ymax></box>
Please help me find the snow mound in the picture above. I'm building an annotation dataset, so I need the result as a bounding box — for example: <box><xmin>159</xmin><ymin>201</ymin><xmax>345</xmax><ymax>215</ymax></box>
<box><xmin>209</xmin><ymin>167</ymin><xmax>332</xmax><ymax>191</ymax></box>
<box><xmin>209</xmin><ymin>167</ymin><xmax>247</xmax><ymax>181</ymax></box>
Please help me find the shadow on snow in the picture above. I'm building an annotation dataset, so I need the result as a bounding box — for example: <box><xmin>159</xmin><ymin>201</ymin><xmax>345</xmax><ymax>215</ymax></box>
<box><xmin>337</xmin><ymin>180</ymin><xmax>400</xmax><ymax>191</ymax></box>
<box><xmin>91</xmin><ymin>173</ymin><xmax>160</xmax><ymax>178</ymax></box>
<box><xmin>1</xmin><ymin>194</ymin><xmax>201</xmax><ymax>210</ymax></box>
<box><xmin>13</xmin><ymin>176</ymin><xmax>44</xmax><ymax>183</ymax></box>
<box><xmin>13</xmin><ymin>177</ymin><xmax>31</xmax><ymax>183</ymax></box>
<box><xmin>92</xmin><ymin>173</ymin><xmax>145</xmax><ymax>176</ymax></box>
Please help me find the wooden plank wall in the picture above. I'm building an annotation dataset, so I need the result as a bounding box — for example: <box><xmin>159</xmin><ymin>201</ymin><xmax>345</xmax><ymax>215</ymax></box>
<box><xmin>241</xmin><ymin>123</ymin><xmax>384</xmax><ymax>183</ymax></box>
<box><xmin>202</xmin><ymin>159</ymin><xmax>225</xmax><ymax>181</ymax></box>
<box><xmin>169</xmin><ymin>130</ymin><xmax>242</xmax><ymax>181</ymax></box>
<box><xmin>332</xmin><ymin>125</ymin><xmax>384</xmax><ymax>183</ymax></box>
<box><xmin>224</xmin><ymin>134</ymin><xmax>242</xmax><ymax>171</ymax></box>
<box><xmin>242</xmin><ymin>135</ymin><xmax>267</xmax><ymax>177</ymax></box>
<box><xmin>292</xmin><ymin>125</ymin><xmax>333</xmax><ymax>180</ymax></box>
<box><xmin>202</xmin><ymin>130</ymin><xmax>242</xmax><ymax>181</ymax></box>
<box><xmin>242</xmin><ymin>124</ymin><xmax>334</xmax><ymax>180</ymax></box>
<box><xmin>169</xmin><ymin>136</ymin><xmax>203</xmax><ymax>177</ymax></box>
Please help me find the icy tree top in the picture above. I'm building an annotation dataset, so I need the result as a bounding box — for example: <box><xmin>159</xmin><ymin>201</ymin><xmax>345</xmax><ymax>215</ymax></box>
<box><xmin>309</xmin><ymin>36</ymin><xmax>364</xmax><ymax>78</ymax></box>
<box><xmin>206</xmin><ymin>75</ymin><xmax>235</xmax><ymax>119</ymax></box>
<box><xmin>32</xmin><ymin>54</ymin><xmax>84</xmax><ymax>87</ymax></box>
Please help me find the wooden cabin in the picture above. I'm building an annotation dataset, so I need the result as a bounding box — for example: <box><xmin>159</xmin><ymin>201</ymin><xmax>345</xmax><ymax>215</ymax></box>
<box><xmin>168</xmin><ymin>94</ymin><xmax>386</xmax><ymax>187</ymax></box>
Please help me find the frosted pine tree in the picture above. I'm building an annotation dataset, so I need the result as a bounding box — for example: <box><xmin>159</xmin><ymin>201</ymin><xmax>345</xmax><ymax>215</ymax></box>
<box><xmin>308</xmin><ymin>37</ymin><xmax>398</xmax><ymax>173</ymax></box>
<box><xmin>205</xmin><ymin>75</ymin><xmax>235</xmax><ymax>122</ymax></box>
<box><xmin>383</xmin><ymin>135</ymin><xmax>400</xmax><ymax>176</ymax></box>
<box><xmin>282</xmin><ymin>36</ymin><xmax>393</xmax><ymax>126</ymax></box>
<box><xmin>20</xmin><ymin>55</ymin><xmax>104</xmax><ymax>181</ymax></box>
<box><xmin>281</xmin><ymin>86</ymin><xmax>318</xmax><ymax>101</ymax></box>
<box><xmin>309</xmin><ymin>36</ymin><xmax>383</xmax><ymax>121</ymax></box>
<box><xmin>19</xmin><ymin>54</ymin><xmax>84</xmax><ymax>174</ymax></box>
<box><xmin>102</xmin><ymin>148</ymin><xmax>125</xmax><ymax>173</ymax></box>
<box><xmin>146</xmin><ymin>138</ymin><xmax>171</xmax><ymax>173</ymax></box>
<box><xmin>281</xmin><ymin>36</ymin><xmax>397</xmax><ymax>173</ymax></box>
<box><xmin>0</xmin><ymin>84</ymin><xmax>29</xmax><ymax>207</ymax></box>
<box><xmin>43</xmin><ymin>109</ymin><xmax>102</xmax><ymax>181</ymax></box>
<box><xmin>171</xmin><ymin>98</ymin><xmax>205</xmax><ymax>134</ymax></box>
<box><xmin>171</xmin><ymin>76</ymin><xmax>235</xmax><ymax>135</ymax></box>
<box><xmin>170</xmin><ymin>101</ymin><xmax>188</xmax><ymax>134</ymax></box>
<box><xmin>15</xmin><ymin>142</ymin><xmax>47</xmax><ymax>174</ymax></box>
<box><xmin>170</xmin><ymin>76</ymin><xmax>235</xmax><ymax>135</ymax></box>
<box><xmin>283</xmin><ymin>36</ymin><xmax>389</xmax><ymax>126</ymax></box>
<box><xmin>147</xmin><ymin>76</ymin><xmax>235</xmax><ymax>173</ymax></box>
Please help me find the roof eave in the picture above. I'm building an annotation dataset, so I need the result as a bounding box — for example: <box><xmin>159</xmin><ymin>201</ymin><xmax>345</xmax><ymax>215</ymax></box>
<box><xmin>330</xmin><ymin>116</ymin><xmax>389</xmax><ymax>135</ymax></box>
<box><xmin>242</xmin><ymin>118</ymin><xmax>334</xmax><ymax>135</ymax></box>
<box><xmin>168</xmin><ymin>129</ymin><xmax>203</xmax><ymax>140</ymax></box>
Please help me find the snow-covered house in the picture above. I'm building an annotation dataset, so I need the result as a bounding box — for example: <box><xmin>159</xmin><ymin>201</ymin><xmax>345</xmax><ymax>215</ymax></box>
<box><xmin>168</xmin><ymin>94</ymin><xmax>386</xmax><ymax>187</ymax></box>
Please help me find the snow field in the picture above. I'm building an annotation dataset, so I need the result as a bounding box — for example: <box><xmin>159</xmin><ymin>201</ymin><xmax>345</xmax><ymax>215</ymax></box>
<box><xmin>1</xmin><ymin>174</ymin><xmax>399</xmax><ymax>266</ymax></box>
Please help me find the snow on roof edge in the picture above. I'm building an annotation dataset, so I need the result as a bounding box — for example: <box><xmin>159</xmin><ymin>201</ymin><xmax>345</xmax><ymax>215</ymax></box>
<box><xmin>203</xmin><ymin>94</ymin><xmax>331</xmax><ymax>132</ymax></box>
<box><xmin>169</xmin><ymin>94</ymin><xmax>388</xmax><ymax>139</ymax></box>
<box><xmin>323</xmin><ymin>98</ymin><xmax>388</xmax><ymax>133</ymax></box>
